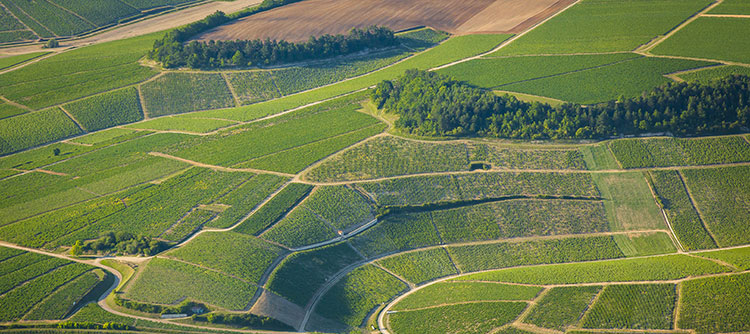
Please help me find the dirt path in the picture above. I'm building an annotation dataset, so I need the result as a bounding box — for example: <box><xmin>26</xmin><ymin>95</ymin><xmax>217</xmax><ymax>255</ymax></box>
<box><xmin>638</xmin><ymin>0</ymin><xmax>723</xmax><ymax>53</ymax></box>
<box><xmin>147</xmin><ymin>152</ymin><xmax>295</xmax><ymax>178</ymax></box>
<box><xmin>700</xmin><ymin>14</ymin><xmax>750</xmax><ymax>18</ymax></box>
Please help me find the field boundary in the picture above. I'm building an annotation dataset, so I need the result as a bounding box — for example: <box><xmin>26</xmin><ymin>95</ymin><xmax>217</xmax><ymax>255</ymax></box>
<box><xmin>676</xmin><ymin>171</ymin><xmax>719</xmax><ymax>247</ymax></box>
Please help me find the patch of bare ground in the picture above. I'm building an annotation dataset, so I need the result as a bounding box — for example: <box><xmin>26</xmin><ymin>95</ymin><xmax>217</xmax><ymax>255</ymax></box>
<box><xmin>194</xmin><ymin>0</ymin><xmax>571</xmax><ymax>43</ymax></box>
<box><xmin>250</xmin><ymin>289</ymin><xmax>306</xmax><ymax>329</ymax></box>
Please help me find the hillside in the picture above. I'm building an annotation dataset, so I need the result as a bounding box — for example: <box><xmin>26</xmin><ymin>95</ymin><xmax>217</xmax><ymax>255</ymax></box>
<box><xmin>0</xmin><ymin>0</ymin><xmax>748</xmax><ymax>333</ymax></box>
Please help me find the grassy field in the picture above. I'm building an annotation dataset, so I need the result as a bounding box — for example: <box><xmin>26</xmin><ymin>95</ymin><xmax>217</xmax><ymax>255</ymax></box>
<box><xmin>493</xmin><ymin>0</ymin><xmax>712</xmax><ymax>55</ymax></box>
<box><xmin>500</xmin><ymin>57</ymin><xmax>714</xmax><ymax>104</ymax></box>
<box><xmin>234</xmin><ymin>183</ymin><xmax>312</xmax><ymax>235</ymax></box>
<box><xmin>648</xmin><ymin>171</ymin><xmax>716</xmax><ymax>250</ymax></box>
<box><xmin>267</xmin><ymin>242</ymin><xmax>363</xmax><ymax>306</ymax></box>
<box><xmin>165</xmin><ymin>231</ymin><xmax>283</xmax><ymax>284</ymax></box>
<box><xmin>439</xmin><ymin>53</ymin><xmax>639</xmax><ymax>88</ymax></box>
<box><xmin>582</xmin><ymin>284</ymin><xmax>676</xmax><ymax>329</ymax></box>
<box><xmin>392</xmin><ymin>282</ymin><xmax>541</xmax><ymax>311</ymax></box>
<box><xmin>652</xmin><ymin>17</ymin><xmax>750</xmax><ymax>64</ymax></box>
<box><xmin>697</xmin><ymin>246</ymin><xmax>750</xmax><ymax>270</ymax></box>
<box><xmin>376</xmin><ymin>248</ymin><xmax>458</xmax><ymax>285</ymax></box>
<box><xmin>579</xmin><ymin>142</ymin><xmax>621</xmax><ymax>170</ymax></box>
<box><xmin>679</xmin><ymin>272</ymin><xmax>750</xmax><ymax>333</ymax></box>
<box><xmin>447</xmin><ymin>236</ymin><xmax>624</xmax><ymax>273</ymax></box>
<box><xmin>681</xmin><ymin>166</ymin><xmax>750</xmax><ymax>246</ymax></box>
<box><xmin>609</xmin><ymin>136</ymin><xmax>750</xmax><ymax>168</ymax></box>
<box><xmin>454</xmin><ymin>254</ymin><xmax>729</xmax><ymax>284</ymax></box>
<box><xmin>314</xmin><ymin>264</ymin><xmax>406</xmax><ymax>328</ymax></box>
<box><xmin>140</xmin><ymin>73</ymin><xmax>236</xmax><ymax>117</ymax></box>
<box><xmin>677</xmin><ymin>65</ymin><xmax>750</xmax><ymax>83</ymax></box>
<box><xmin>124</xmin><ymin>257</ymin><xmax>255</xmax><ymax>310</ymax></box>
<box><xmin>525</xmin><ymin>286</ymin><xmax>601</xmax><ymax>331</ymax></box>
<box><xmin>708</xmin><ymin>0</ymin><xmax>750</xmax><ymax>14</ymax></box>
<box><xmin>592</xmin><ymin>172</ymin><xmax>664</xmax><ymax>231</ymax></box>
<box><xmin>0</xmin><ymin>52</ymin><xmax>49</xmax><ymax>70</ymax></box>
<box><xmin>0</xmin><ymin>100</ymin><xmax>27</xmax><ymax>119</ymax></box>
<box><xmin>389</xmin><ymin>301</ymin><xmax>526</xmax><ymax>334</ymax></box>
<box><xmin>64</xmin><ymin>87</ymin><xmax>144</xmax><ymax>132</ymax></box>
<box><xmin>612</xmin><ymin>232</ymin><xmax>677</xmax><ymax>257</ymax></box>
<box><xmin>126</xmin><ymin>115</ymin><xmax>237</xmax><ymax>133</ymax></box>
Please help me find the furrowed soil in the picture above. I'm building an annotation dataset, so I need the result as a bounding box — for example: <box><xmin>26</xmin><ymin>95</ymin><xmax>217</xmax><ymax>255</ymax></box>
<box><xmin>193</xmin><ymin>0</ymin><xmax>567</xmax><ymax>42</ymax></box>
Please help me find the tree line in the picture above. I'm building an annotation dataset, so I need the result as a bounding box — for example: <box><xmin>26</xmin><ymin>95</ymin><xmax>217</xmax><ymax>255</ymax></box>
<box><xmin>150</xmin><ymin>25</ymin><xmax>397</xmax><ymax>68</ymax></box>
<box><xmin>371</xmin><ymin>69</ymin><xmax>750</xmax><ymax>139</ymax></box>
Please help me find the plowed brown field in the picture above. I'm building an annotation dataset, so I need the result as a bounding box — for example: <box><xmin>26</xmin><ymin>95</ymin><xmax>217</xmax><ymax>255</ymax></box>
<box><xmin>194</xmin><ymin>0</ymin><xmax>574</xmax><ymax>42</ymax></box>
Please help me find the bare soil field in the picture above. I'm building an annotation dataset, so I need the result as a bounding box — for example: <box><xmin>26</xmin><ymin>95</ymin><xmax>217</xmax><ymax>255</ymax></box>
<box><xmin>194</xmin><ymin>0</ymin><xmax>569</xmax><ymax>43</ymax></box>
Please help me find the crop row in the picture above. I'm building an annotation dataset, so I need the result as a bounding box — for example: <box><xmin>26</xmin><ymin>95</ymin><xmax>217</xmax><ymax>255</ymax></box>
<box><xmin>696</xmin><ymin>246</ymin><xmax>750</xmax><ymax>271</ymax></box>
<box><xmin>124</xmin><ymin>257</ymin><xmax>254</xmax><ymax>310</ymax></box>
<box><xmin>376</xmin><ymin>248</ymin><xmax>457</xmax><ymax>285</ymax></box>
<box><xmin>648</xmin><ymin>171</ymin><xmax>716</xmax><ymax>250</ymax></box>
<box><xmin>679</xmin><ymin>272</ymin><xmax>750</xmax><ymax>333</ymax></box>
<box><xmin>235</xmin><ymin>182</ymin><xmax>312</xmax><ymax>236</ymax></box>
<box><xmin>681</xmin><ymin>166</ymin><xmax>750</xmax><ymax>246</ymax></box>
<box><xmin>454</xmin><ymin>254</ymin><xmax>729</xmax><ymax>284</ymax></box>
<box><xmin>0</xmin><ymin>108</ymin><xmax>83</xmax><ymax>156</ymax></box>
<box><xmin>582</xmin><ymin>284</ymin><xmax>676</xmax><ymax>330</ymax></box>
<box><xmin>0</xmin><ymin>256</ymin><xmax>70</xmax><ymax>295</ymax></box>
<box><xmin>262</xmin><ymin>206</ymin><xmax>339</xmax><ymax>248</ymax></box>
<box><xmin>393</xmin><ymin>282</ymin><xmax>541</xmax><ymax>311</ymax></box>
<box><xmin>24</xmin><ymin>269</ymin><xmax>105</xmax><ymax>320</ymax></box>
<box><xmin>160</xmin><ymin>209</ymin><xmax>216</xmax><ymax>242</ymax></box>
<box><xmin>524</xmin><ymin>286</ymin><xmax>601</xmax><ymax>331</ymax></box>
<box><xmin>389</xmin><ymin>301</ymin><xmax>526</xmax><ymax>334</ymax></box>
<box><xmin>166</xmin><ymin>231</ymin><xmax>283</xmax><ymax>284</ymax></box>
<box><xmin>64</xmin><ymin>87</ymin><xmax>144</xmax><ymax>131</ymax></box>
<box><xmin>360</xmin><ymin>171</ymin><xmax>599</xmax><ymax>207</ymax></box>
<box><xmin>267</xmin><ymin>242</ymin><xmax>363</xmax><ymax>307</ymax></box>
<box><xmin>314</xmin><ymin>264</ymin><xmax>406</xmax><ymax>327</ymax></box>
<box><xmin>653</xmin><ymin>17</ymin><xmax>750</xmax><ymax>64</ymax></box>
<box><xmin>609</xmin><ymin>136</ymin><xmax>750</xmax><ymax>168</ymax></box>
<box><xmin>207</xmin><ymin>174</ymin><xmax>288</xmax><ymax>229</ymax></box>
<box><xmin>141</xmin><ymin>72</ymin><xmax>236</xmax><ymax>117</ymax></box>
<box><xmin>0</xmin><ymin>262</ymin><xmax>92</xmax><ymax>321</ymax></box>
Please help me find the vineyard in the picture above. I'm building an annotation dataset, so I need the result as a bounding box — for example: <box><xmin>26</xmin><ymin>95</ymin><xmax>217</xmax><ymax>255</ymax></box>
<box><xmin>652</xmin><ymin>17</ymin><xmax>750</xmax><ymax>64</ymax></box>
<box><xmin>609</xmin><ymin>136</ymin><xmax>750</xmax><ymax>168</ymax></box>
<box><xmin>581</xmin><ymin>284</ymin><xmax>677</xmax><ymax>329</ymax></box>
<box><xmin>524</xmin><ymin>286</ymin><xmax>601</xmax><ymax>331</ymax></box>
<box><xmin>389</xmin><ymin>302</ymin><xmax>526</xmax><ymax>334</ymax></box>
<box><xmin>392</xmin><ymin>282</ymin><xmax>541</xmax><ymax>310</ymax></box>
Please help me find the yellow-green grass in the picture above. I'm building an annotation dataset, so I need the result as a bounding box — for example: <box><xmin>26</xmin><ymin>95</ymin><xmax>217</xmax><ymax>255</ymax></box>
<box><xmin>388</xmin><ymin>301</ymin><xmax>526</xmax><ymax>334</ymax></box>
<box><xmin>493</xmin><ymin>0</ymin><xmax>712</xmax><ymax>55</ymax></box>
<box><xmin>679</xmin><ymin>272</ymin><xmax>750</xmax><ymax>333</ymax></box>
<box><xmin>0</xmin><ymin>107</ymin><xmax>83</xmax><ymax>156</ymax></box>
<box><xmin>452</xmin><ymin>254</ymin><xmax>730</xmax><ymax>285</ymax></box>
<box><xmin>613</xmin><ymin>232</ymin><xmax>677</xmax><ymax>257</ymax></box>
<box><xmin>0</xmin><ymin>52</ymin><xmax>49</xmax><ymax>70</ymax></box>
<box><xmin>579</xmin><ymin>142</ymin><xmax>621</xmax><ymax>170</ymax></box>
<box><xmin>124</xmin><ymin>257</ymin><xmax>254</xmax><ymax>310</ymax></box>
<box><xmin>64</xmin><ymin>87</ymin><xmax>144</xmax><ymax>132</ymax></box>
<box><xmin>652</xmin><ymin>17</ymin><xmax>750</xmax><ymax>64</ymax></box>
<box><xmin>592</xmin><ymin>172</ymin><xmax>664</xmax><ymax>231</ymax></box>
<box><xmin>100</xmin><ymin>259</ymin><xmax>135</xmax><ymax>292</ymax></box>
<box><xmin>392</xmin><ymin>282</ymin><xmax>542</xmax><ymax>311</ymax></box>
<box><xmin>126</xmin><ymin>115</ymin><xmax>238</xmax><ymax>133</ymax></box>
<box><xmin>0</xmin><ymin>100</ymin><xmax>27</xmax><ymax>119</ymax></box>
<box><xmin>68</xmin><ymin>128</ymin><xmax>148</xmax><ymax>146</ymax></box>
<box><xmin>677</xmin><ymin>65</ymin><xmax>750</xmax><ymax>83</ymax></box>
<box><xmin>499</xmin><ymin>57</ymin><xmax>714</xmax><ymax>104</ymax></box>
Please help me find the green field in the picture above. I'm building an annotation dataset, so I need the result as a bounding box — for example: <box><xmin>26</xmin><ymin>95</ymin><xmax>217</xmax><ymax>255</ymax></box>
<box><xmin>376</xmin><ymin>248</ymin><xmax>458</xmax><ymax>285</ymax></box>
<box><xmin>235</xmin><ymin>182</ymin><xmax>311</xmax><ymax>235</ymax></box>
<box><xmin>579</xmin><ymin>142</ymin><xmax>621</xmax><ymax>170</ymax></box>
<box><xmin>126</xmin><ymin>115</ymin><xmax>237</xmax><ymax>133</ymax></box>
<box><xmin>392</xmin><ymin>282</ymin><xmax>541</xmax><ymax>311</ymax></box>
<box><xmin>165</xmin><ymin>231</ymin><xmax>283</xmax><ymax>284</ymax></box>
<box><xmin>124</xmin><ymin>257</ymin><xmax>255</xmax><ymax>310</ymax></box>
<box><xmin>582</xmin><ymin>284</ymin><xmax>676</xmax><ymax>329</ymax></box>
<box><xmin>697</xmin><ymin>246</ymin><xmax>750</xmax><ymax>270</ymax></box>
<box><xmin>440</xmin><ymin>53</ymin><xmax>640</xmax><ymax>88</ymax></box>
<box><xmin>652</xmin><ymin>17</ymin><xmax>750</xmax><ymax>64</ymax></box>
<box><xmin>206</xmin><ymin>173</ymin><xmax>288</xmax><ymax>229</ymax></box>
<box><xmin>679</xmin><ymin>272</ymin><xmax>750</xmax><ymax>333</ymax></box>
<box><xmin>681</xmin><ymin>166</ymin><xmax>750</xmax><ymax>246</ymax></box>
<box><xmin>0</xmin><ymin>52</ymin><xmax>49</xmax><ymax>70</ymax></box>
<box><xmin>648</xmin><ymin>171</ymin><xmax>716</xmax><ymax>250</ymax></box>
<box><xmin>140</xmin><ymin>73</ymin><xmax>236</xmax><ymax>117</ymax></box>
<box><xmin>708</xmin><ymin>0</ymin><xmax>750</xmax><ymax>14</ymax></box>
<box><xmin>493</xmin><ymin>0</ymin><xmax>712</xmax><ymax>55</ymax></box>
<box><xmin>677</xmin><ymin>65</ymin><xmax>750</xmax><ymax>83</ymax></box>
<box><xmin>500</xmin><ymin>57</ymin><xmax>713</xmax><ymax>104</ymax></box>
<box><xmin>454</xmin><ymin>254</ymin><xmax>730</xmax><ymax>284</ymax></box>
<box><xmin>609</xmin><ymin>136</ymin><xmax>750</xmax><ymax>168</ymax></box>
<box><xmin>592</xmin><ymin>172</ymin><xmax>664</xmax><ymax>231</ymax></box>
<box><xmin>314</xmin><ymin>264</ymin><xmax>406</xmax><ymax>327</ymax></box>
<box><xmin>0</xmin><ymin>107</ymin><xmax>83</xmax><ymax>155</ymax></box>
<box><xmin>612</xmin><ymin>232</ymin><xmax>677</xmax><ymax>257</ymax></box>
<box><xmin>525</xmin><ymin>286</ymin><xmax>601</xmax><ymax>331</ymax></box>
<box><xmin>64</xmin><ymin>87</ymin><xmax>144</xmax><ymax>132</ymax></box>
<box><xmin>389</xmin><ymin>301</ymin><xmax>526</xmax><ymax>334</ymax></box>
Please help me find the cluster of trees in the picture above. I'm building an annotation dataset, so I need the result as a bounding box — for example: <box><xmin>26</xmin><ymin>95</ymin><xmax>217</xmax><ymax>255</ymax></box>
<box><xmin>77</xmin><ymin>232</ymin><xmax>168</xmax><ymax>256</ymax></box>
<box><xmin>372</xmin><ymin>70</ymin><xmax>750</xmax><ymax>139</ymax></box>
<box><xmin>193</xmin><ymin>313</ymin><xmax>291</xmax><ymax>330</ymax></box>
<box><xmin>150</xmin><ymin>25</ymin><xmax>397</xmax><ymax>68</ymax></box>
<box><xmin>57</xmin><ymin>322</ymin><xmax>130</xmax><ymax>330</ymax></box>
